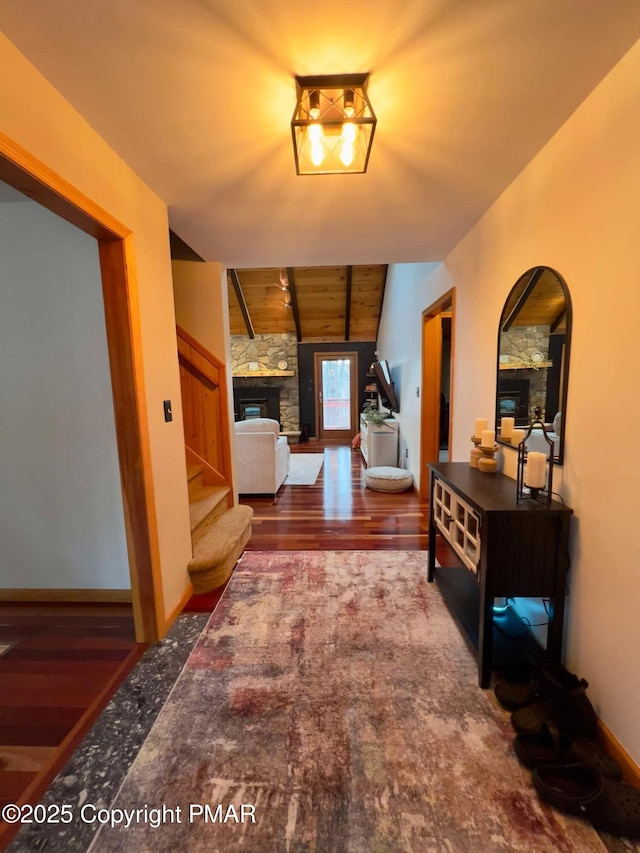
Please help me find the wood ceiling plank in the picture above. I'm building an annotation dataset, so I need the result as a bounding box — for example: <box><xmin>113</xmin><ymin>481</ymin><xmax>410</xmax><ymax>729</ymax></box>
<box><xmin>502</xmin><ymin>268</ymin><xmax>566</xmax><ymax>328</ymax></box>
<box><xmin>227</xmin><ymin>265</ymin><xmax>386</xmax><ymax>342</ymax></box>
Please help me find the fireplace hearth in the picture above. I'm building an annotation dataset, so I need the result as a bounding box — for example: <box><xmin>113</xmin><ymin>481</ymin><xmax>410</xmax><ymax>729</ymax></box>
<box><xmin>234</xmin><ymin>387</ymin><xmax>281</xmax><ymax>425</ymax></box>
<box><xmin>497</xmin><ymin>378</ymin><xmax>530</xmax><ymax>425</ymax></box>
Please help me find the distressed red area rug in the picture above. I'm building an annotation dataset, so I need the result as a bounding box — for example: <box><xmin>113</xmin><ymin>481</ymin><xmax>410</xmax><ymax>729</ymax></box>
<box><xmin>92</xmin><ymin>551</ymin><xmax>604</xmax><ymax>852</ymax></box>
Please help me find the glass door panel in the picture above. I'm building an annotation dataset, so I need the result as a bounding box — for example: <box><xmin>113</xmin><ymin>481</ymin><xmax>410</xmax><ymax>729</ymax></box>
<box><xmin>314</xmin><ymin>352</ymin><xmax>358</xmax><ymax>442</ymax></box>
<box><xmin>321</xmin><ymin>358</ymin><xmax>352</xmax><ymax>431</ymax></box>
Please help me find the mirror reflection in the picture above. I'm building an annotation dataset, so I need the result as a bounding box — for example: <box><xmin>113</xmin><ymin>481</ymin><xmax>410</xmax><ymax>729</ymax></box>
<box><xmin>495</xmin><ymin>266</ymin><xmax>572</xmax><ymax>464</ymax></box>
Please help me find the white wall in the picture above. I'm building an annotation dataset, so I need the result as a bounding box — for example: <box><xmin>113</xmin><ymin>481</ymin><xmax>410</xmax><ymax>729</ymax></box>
<box><xmin>0</xmin><ymin>195</ymin><xmax>129</xmax><ymax>589</ymax></box>
<box><xmin>379</xmin><ymin>41</ymin><xmax>640</xmax><ymax>763</ymax></box>
<box><xmin>377</xmin><ymin>263</ymin><xmax>439</xmax><ymax>483</ymax></box>
<box><xmin>0</xmin><ymin>33</ymin><xmax>193</xmax><ymax>620</ymax></box>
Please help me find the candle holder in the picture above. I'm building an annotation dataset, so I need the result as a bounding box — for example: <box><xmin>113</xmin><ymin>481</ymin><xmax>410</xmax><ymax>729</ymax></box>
<box><xmin>470</xmin><ymin>435</ymin><xmax>483</xmax><ymax>468</ymax></box>
<box><xmin>516</xmin><ymin>407</ymin><xmax>555</xmax><ymax>506</ymax></box>
<box><xmin>478</xmin><ymin>443</ymin><xmax>500</xmax><ymax>473</ymax></box>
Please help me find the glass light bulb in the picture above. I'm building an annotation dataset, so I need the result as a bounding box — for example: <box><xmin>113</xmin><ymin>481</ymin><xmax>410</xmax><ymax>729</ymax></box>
<box><xmin>339</xmin><ymin>142</ymin><xmax>355</xmax><ymax>167</ymax></box>
<box><xmin>344</xmin><ymin>88</ymin><xmax>355</xmax><ymax>119</ymax></box>
<box><xmin>308</xmin><ymin>123</ymin><xmax>325</xmax><ymax>166</ymax></box>
<box><xmin>308</xmin><ymin>123</ymin><xmax>324</xmax><ymax>143</ymax></box>
<box><xmin>311</xmin><ymin>143</ymin><xmax>325</xmax><ymax>167</ymax></box>
<box><xmin>342</xmin><ymin>122</ymin><xmax>357</xmax><ymax>143</ymax></box>
<box><xmin>309</xmin><ymin>91</ymin><xmax>321</xmax><ymax>121</ymax></box>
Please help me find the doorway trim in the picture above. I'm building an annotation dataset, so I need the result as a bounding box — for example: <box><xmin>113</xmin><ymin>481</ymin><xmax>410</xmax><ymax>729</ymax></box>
<box><xmin>0</xmin><ymin>132</ymin><xmax>163</xmax><ymax>644</ymax></box>
<box><xmin>313</xmin><ymin>351</ymin><xmax>359</xmax><ymax>442</ymax></box>
<box><xmin>419</xmin><ymin>288</ymin><xmax>456</xmax><ymax>500</ymax></box>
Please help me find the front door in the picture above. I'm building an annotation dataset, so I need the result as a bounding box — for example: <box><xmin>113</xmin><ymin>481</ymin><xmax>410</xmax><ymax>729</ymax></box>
<box><xmin>314</xmin><ymin>352</ymin><xmax>358</xmax><ymax>442</ymax></box>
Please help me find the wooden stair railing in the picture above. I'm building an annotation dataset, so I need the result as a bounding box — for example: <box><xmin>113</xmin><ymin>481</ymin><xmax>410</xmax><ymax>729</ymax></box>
<box><xmin>177</xmin><ymin>325</ymin><xmax>234</xmax><ymax>501</ymax></box>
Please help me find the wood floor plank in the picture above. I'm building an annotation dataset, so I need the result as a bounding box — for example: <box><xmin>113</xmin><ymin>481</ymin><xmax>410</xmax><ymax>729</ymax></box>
<box><xmin>242</xmin><ymin>443</ymin><xmax>429</xmax><ymax>552</ymax></box>
<box><xmin>0</xmin><ymin>746</ymin><xmax>57</xmax><ymax>772</ymax></box>
<box><xmin>0</xmin><ymin>772</ymin><xmax>36</xmax><ymax>805</ymax></box>
<box><xmin>0</xmin><ymin>603</ymin><xmax>143</xmax><ymax>838</ymax></box>
<box><xmin>0</xmin><ymin>673</ymin><xmax>120</xmax><ymax>707</ymax></box>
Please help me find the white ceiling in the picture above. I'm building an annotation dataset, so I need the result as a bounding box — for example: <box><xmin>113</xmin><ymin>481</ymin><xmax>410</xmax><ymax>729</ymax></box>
<box><xmin>2</xmin><ymin>1</ymin><xmax>639</xmax><ymax>266</ymax></box>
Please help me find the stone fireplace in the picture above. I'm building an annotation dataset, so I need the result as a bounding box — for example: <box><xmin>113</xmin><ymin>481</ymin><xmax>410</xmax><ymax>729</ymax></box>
<box><xmin>499</xmin><ymin>325</ymin><xmax>550</xmax><ymax>420</ymax></box>
<box><xmin>230</xmin><ymin>333</ymin><xmax>299</xmax><ymax>433</ymax></box>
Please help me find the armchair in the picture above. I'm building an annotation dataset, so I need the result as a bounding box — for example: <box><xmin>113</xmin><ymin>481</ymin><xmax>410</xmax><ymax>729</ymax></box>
<box><xmin>234</xmin><ymin>417</ymin><xmax>290</xmax><ymax>495</ymax></box>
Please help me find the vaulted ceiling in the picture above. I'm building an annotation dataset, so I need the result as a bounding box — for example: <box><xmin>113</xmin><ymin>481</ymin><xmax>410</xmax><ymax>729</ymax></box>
<box><xmin>2</xmin><ymin>1</ymin><xmax>639</xmax><ymax>271</ymax></box>
<box><xmin>227</xmin><ymin>265</ymin><xmax>387</xmax><ymax>342</ymax></box>
<box><xmin>501</xmin><ymin>267</ymin><xmax>567</xmax><ymax>333</ymax></box>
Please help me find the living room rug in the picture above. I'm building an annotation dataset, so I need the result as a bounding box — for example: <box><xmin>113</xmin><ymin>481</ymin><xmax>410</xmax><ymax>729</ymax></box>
<box><xmin>283</xmin><ymin>452</ymin><xmax>324</xmax><ymax>485</ymax></box>
<box><xmin>90</xmin><ymin>551</ymin><xmax>604</xmax><ymax>853</ymax></box>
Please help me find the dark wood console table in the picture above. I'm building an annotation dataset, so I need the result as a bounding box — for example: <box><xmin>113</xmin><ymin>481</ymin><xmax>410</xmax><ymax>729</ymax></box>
<box><xmin>427</xmin><ymin>462</ymin><xmax>573</xmax><ymax>687</ymax></box>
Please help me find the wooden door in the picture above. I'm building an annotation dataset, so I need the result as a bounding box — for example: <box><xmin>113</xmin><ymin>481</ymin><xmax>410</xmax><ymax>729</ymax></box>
<box><xmin>314</xmin><ymin>352</ymin><xmax>358</xmax><ymax>442</ymax></box>
<box><xmin>0</xmin><ymin>137</ymin><xmax>164</xmax><ymax>644</ymax></box>
<box><xmin>420</xmin><ymin>290</ymin><xmax>455</xmax><ymax>499</ymax></box>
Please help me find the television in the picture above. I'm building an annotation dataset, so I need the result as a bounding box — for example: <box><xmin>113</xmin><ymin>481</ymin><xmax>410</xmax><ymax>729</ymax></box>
<box><xmin>373</xmin><ymin>360</ymin><xmax>400</xmax><ymax>413</ymax></box>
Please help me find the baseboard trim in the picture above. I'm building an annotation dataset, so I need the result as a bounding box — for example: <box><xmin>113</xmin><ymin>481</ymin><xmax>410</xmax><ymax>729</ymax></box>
<box><xmin>162</xmin><ymin>582</ymin><xmax>194</xmax><ymax>635</ymax></box>
<box><xmin>0</xmin><ymin>588</ymin><xmax>132</xmax><ymax>603</ymax></box>
<box><xmin>599</xmin><ymin>720</ymin><xmax>640</xmax><ymax>788</ymax></box>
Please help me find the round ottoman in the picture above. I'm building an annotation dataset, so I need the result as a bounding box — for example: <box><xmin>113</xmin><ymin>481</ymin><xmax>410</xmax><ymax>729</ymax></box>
<box><xmin>364</xmin><ymin>466</ymin><xmax>413</xmax><ymax>492</ymax></box>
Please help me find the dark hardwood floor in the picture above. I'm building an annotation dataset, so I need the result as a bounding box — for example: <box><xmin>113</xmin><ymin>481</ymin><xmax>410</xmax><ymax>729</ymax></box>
<box><xmin>241</xmin><ymin>442</ymin><xmax>431</xmax><ymax>550</ymax></box>
<box><xmin>0</xmin><ymin>604</ymin><xmax>142</xmax><ymax>848</ymax></box>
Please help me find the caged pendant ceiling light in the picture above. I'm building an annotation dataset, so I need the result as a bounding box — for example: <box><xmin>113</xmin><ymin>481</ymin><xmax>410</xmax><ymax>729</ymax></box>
<box><xmin>291</xmin><ymin>74</ymin><xmax>377</xmax><ymax>175</ymax></box>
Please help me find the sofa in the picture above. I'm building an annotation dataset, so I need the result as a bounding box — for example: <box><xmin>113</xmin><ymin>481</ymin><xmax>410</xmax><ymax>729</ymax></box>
<box><xmin>234</xmin><ymin>417</ymin><xmax>290</xmax><ymax>495</ymax></box>
<box><xmin>525</xmin><ymin>412</ymin><xmax>562</xmax><ymax>457</ymax></box>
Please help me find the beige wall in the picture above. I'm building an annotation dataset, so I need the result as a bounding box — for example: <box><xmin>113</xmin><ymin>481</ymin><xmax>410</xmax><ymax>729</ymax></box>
<box><xmin>172</xmin><ymin>260</ymin><xmax>230</xmax><ymax>364</ymax></box>
<box><xmin>0</xmin><ymin>33</ymin><xmax>193</xmax><ymax>621</ymax></box>
<box><xmin>381</xmin><ymin>40</ymin><xmax>640</xmax><ymax>763</ymax></box>
<box><xmin>172</xmin><ymin>260</ymin><xmax>238</xmax><ymax>500</ymax></box>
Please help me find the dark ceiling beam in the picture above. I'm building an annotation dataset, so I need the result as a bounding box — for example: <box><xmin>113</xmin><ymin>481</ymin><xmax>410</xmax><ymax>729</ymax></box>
<box><xmin>344</xmin><ymin>266</ymin><xmax>353</xmax><ymax>341</ymax></box>
<box><xmin>501</xmin><ymin>267</ymin><xmax>544</xmax><ymax>332</ymax></box>
<box><xmin>375</xmin><ymin>265</ymin><xmax>389</xmax><ymax>343</ymax></box>
<box><xmin>229</xmin><ymin>268</ymin><xmax>255</xmax><ymax>339</ymax></box>
<box><xmin>550</xmin><ymin>308</ymin><xmax>567</xmax><ymax>334</ymax></box>
<box><xmin>286</xmin><ymin>267</ymin><xmax>302</xmax><ymax>342</ymax></box>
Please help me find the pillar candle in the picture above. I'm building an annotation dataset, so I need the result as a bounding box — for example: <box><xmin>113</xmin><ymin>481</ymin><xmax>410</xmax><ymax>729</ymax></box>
<box><xmin>511</xmin><ymin>429</ymin><xmax>526</xmax><ymax>447</ymax></box>
<box><xmin>525</xmin><ymin>451</ymin><xmax>546</xmax><ymax>488</ymax></box>
<box><xmin>500</xmin><ymin>417</ymin><xmax>515</xmax><ymax>439</ymax></box>
<box><xmin>475</xmin><ymin>418</ymin><xmax>488</xmax><ymax>438</ymax></box>
<box><xmin>480</xmin><ymin>429</ymin><xmax>495</xmax><ymax>448</ymax></box>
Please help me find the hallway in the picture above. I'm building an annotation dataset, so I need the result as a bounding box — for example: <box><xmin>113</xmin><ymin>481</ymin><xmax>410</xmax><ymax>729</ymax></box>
<box><xmin>242</xmin><ymin>442</ymin><xmax>430</xmax><ymax>551</ymax></box>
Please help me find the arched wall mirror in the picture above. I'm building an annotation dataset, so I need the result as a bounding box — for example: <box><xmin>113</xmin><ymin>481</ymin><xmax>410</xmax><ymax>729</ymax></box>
<box><xmin>495</xmin><ymin>266</ymin><xmax>572</xmax><ymax>465</ymax></box>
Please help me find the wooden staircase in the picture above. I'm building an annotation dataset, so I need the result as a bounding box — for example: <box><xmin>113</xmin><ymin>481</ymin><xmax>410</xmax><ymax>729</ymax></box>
<box><xmin>176</xmin><ymin>324</ymin><xmax>253</xmax><ymax>594</ymax></box>
<box><xmin>186</xmin><ymin>464</ymin><xmax>253</xmax><ymax>593</ymax></box>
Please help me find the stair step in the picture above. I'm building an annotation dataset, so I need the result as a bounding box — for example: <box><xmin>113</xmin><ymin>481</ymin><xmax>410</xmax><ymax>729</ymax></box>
<box><xmin>187</xmin><ymin>464</ymin><xmax>203</xmax><ymax>483</ymax></box>
<box><xmin>188</xmin><ymin>505</ymin><xmax>254</xmax><ymax>593</ymax></box>
<box><xmin>189</xmin><ymin>484</ymin><xmax>230</xmax><ymax>535</ymax></box>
